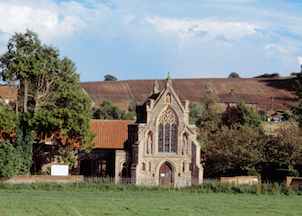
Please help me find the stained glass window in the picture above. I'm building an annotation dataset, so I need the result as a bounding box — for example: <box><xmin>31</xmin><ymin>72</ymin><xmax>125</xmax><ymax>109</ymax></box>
<box><xmin>158</xmin><ymin>123</ymin><xmax>163</xmax><ymax>153</ymax></box>
<box><xmin>171</xmin><ymin>123</ymin><xmax>177</xmax><ymax>152</ymax></box>
<box><xmin>165</xmin><ymin>123</ymin><xmax>170</xmax><ymax>152</ymax></box>
<box><xmin>158</xmin><ymin>107</ymin><xmax>178</xmax><ymax>153</ymax></box>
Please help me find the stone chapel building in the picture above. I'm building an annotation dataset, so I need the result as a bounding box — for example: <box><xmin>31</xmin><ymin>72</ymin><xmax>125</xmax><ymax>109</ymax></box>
<box><xmin>115</xmin><ymin>74</ymin><xmax>204</xmax><ymax>186</ymax></box>
<box><xmin>29</xmin><ymin>75</ymin><xmax>204</xmax><ymax>187</ymax></box>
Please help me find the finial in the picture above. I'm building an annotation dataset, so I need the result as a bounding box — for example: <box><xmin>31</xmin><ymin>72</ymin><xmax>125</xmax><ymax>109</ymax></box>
<box><xmin>165</xmin><ymin>71</ymin><xmax>172</xmax><ymax>88</ymax></box>
<box><xmin>153</xmin><ymin>78</ymin><xmax>160</xmax><ymax>94</ymax></box>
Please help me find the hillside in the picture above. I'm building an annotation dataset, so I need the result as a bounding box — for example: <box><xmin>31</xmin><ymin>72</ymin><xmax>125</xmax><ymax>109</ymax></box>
<box><xmin>80</xmin><ymin>78</ymin><xmax>297</xmax><ymax>111</ymax></box>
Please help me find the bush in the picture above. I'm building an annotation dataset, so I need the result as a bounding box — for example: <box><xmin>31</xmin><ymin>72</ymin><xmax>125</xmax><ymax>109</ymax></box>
<box><xmin>261</xmin><ymin>168</ymin><xmax>299</xmax><ymax>181</ymax></box>
<box><xmin>0</xmin><ymin>142</ymin><xmax>22</xmax><ymax>180</ymax></box>
<box><xmin>208</xmin><ymin>168</ymin><xmax>260</xmax><ymax>178</ymax></box>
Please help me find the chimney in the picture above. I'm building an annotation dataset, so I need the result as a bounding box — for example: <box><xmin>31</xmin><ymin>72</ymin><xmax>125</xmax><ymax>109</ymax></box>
<box><xmin>230</xmin><ymin>89</ymin><xmax>234</xmax><ymax>96</ymax></box>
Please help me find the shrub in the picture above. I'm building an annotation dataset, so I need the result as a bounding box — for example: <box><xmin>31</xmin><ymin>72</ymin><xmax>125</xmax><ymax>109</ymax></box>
<box><xmin>0</xmin><ymin>142</ymin><xmax>22</xmax><ymax>180</ymax></box>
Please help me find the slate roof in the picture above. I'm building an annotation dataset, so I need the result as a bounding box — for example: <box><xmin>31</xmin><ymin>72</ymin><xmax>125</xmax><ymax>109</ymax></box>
<box><xmin>218</xmin><ymin>93</ymin><xmax>257</xmax><ymax>104</ymax></box>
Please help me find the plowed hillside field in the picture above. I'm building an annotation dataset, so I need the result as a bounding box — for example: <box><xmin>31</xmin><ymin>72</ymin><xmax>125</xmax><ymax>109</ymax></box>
<box><xmin>81</xmin><ymin>78</ymin><xmax>297</xmax><ymax>110</ymax></box>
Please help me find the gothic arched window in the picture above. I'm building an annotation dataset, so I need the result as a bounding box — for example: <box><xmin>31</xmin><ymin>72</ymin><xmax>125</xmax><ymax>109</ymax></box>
<box><xmin>158</xmin><ymin>107</ymin><xmax>178</xmax><ymax>153</ymax></box>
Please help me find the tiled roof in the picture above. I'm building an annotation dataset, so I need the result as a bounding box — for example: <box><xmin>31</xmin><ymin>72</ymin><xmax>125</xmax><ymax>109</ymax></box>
<box><xmin>0</xmin><ymin>85</ymin><xmax>17</xmax><ymax>100</ymax></box>
<box><xmin>218</xmin><ymin>93</ymin><xmax>257</xmax><ymax>104</ymax></box>
<box><xmin>91</xmin><ymin>119</ymin><xmax>135</xmax><ymax>149</ymax></box>
<box><xmin>1</xmin><ymin>119</ymin><xmax>135</xmax><ymax>149</ymax></box>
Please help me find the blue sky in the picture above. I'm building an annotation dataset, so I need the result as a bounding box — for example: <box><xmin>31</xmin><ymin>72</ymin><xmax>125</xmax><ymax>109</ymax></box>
<box><xmin>1</xmin><ymin>0</ymin><xmax>302</xmax><ymax>82</ymax></box>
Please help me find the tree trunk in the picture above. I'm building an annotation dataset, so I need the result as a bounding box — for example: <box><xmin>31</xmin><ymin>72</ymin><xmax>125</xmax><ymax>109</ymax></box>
<box><xmin>23</xmin><ymin>78</ymin><xmax>28</xmax><ymax>113</ymax></box>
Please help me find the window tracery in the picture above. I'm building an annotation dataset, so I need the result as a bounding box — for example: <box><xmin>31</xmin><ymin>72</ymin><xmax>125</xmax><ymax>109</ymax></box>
<box><xmin>158</xmin><ymin>107</ymin><xmax>178</xmax><ymax>153</ymax></box>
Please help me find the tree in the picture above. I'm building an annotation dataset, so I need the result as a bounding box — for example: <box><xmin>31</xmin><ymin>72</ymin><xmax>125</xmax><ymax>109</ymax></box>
<box><xmin>196</xmin><ymin>83</ymin><xmax>221</xmax><ymax>134</ymax></box>
<box><xmin>222</xmin><ymin>101</ymin><xmax>263</xmax><ymax>132</ymax></box>
<box><xmin>228</xmin><ymin>72</ymin><xmax>240</xmax><ymax>78</ymax></box>
<box><xmin>263</xmin><ymin>126</ymin><xmax>302</xmax><ymax>169</ymax></box>
<box><xmin>254</xmin><ymin>73</ymin><xmax>280</xmax><ymax>78</ymax></box>
<box><xmin>93</xmin><ymin>99</ymin><xmax>135</xmax><ymax>120</ymax></box>
<box><xmin>290</xmin><ymin>70</ymin><xmax>302</xmax><ymax>128</ymax></box>
<box><xmin>104</xmin><ymin>75</ymin><xmax>117</xmax><ymax>81</ymax></box>
<box><xmin>0</xmin><ymin>101</ymin><xmax>16</xmax><ymax>133</ymax></box>
<box><xmin>0</xmin><ymin>29</ymin><xmax>95</xmax><ymax>174</ymax></box>
<box><xmin>205</xmin><ymin>124</ymin><xmax>264</xmax><ymax>174</ymax></box>
<box><xmin>189</xmin><ymin>101</ymin><xmax>204</xmax><ymax>125</ymax></box>
<box><xmin>0</xmin><ymin>141</ymin><xmax>22</xmax><ymax>180</ymax></box>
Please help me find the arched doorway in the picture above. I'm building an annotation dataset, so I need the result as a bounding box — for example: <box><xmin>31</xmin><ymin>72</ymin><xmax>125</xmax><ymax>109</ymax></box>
<box><xmin>80</xmin><ymin>159</ymin><xmax>91</xmax><ymax>177</ymax></box>
<box><xmin>159</xmin><ymin>162</ymin><xmax>173</xmax><ymax>186</ymax></box>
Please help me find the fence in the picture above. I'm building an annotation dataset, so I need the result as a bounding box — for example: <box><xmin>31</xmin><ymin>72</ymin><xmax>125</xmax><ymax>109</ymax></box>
<box><xmin>83</xmin><ymin>176</ymin><xmax>291</xmax><ymax>186</ymax></box>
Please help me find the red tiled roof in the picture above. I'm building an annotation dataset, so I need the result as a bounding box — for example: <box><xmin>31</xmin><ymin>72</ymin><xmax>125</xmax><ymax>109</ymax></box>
<box><xmin>1</xmin><ymin>120</ymin><xmax>135</xmax><ymax>149</ymax></box>
<box><xmin>91</xmin><ymin>119</ymin><xmax>135</xmax><ymax>149</ymax></box>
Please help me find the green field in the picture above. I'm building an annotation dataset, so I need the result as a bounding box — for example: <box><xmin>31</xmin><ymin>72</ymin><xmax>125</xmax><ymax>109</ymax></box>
<box><xmin>0</xmin><ymin>190</ymin><xmax>302</xmax><ymax>215</ymax></box>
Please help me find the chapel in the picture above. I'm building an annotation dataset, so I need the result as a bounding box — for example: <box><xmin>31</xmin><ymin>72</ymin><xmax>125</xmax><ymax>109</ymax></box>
<box><xmin>121</xmin><ymin>73</ymin><xmax>204</xmax><ymax>186</ymax></box>
<box><xmin>32</xmin><ymin>74</ymin><xmax>204</xmax><ymax>186</ymax></box>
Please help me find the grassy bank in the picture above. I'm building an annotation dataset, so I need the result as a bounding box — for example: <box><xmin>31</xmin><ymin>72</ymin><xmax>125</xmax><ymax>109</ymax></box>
<box><xmin>1</xmin><ymin>181</ymin><xmax>302</xmax><ymax>195</ymax></box>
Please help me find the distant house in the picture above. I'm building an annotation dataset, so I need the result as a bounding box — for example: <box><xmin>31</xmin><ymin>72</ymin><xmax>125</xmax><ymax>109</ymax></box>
<box><xmin>218</xmin><ymin>89</ymin><xmax>258</xmax><ymax>114</ymax></box>
<box><xmin>0</xmin><ymin>85</ymin><xmax>17</xmax><ymax>104</ymax></box>
<box><xmin>266</xmin><ymin>110</ymin><xmax>285</xmax><ymax>122</ymax></box>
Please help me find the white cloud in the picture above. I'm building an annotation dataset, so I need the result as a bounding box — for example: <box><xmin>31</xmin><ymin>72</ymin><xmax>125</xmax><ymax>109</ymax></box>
<box><xmin>297</xmin><ymin>56</ymin><xmax>302</xmax><ymax>65</ymax></box>
<box><xmin>144</xmin><ymin>16</ymin><xmax>257</xmax><ymax>41</ymax></box>
<box><xmin>265</xmin><ymin>44</ymin><xmax>288</xmax><ymax>53</ymax></box>
<box><xmin>0</xmin><ymin>2</ymin><xmax>87</xmax><ymax>39</ymax></box>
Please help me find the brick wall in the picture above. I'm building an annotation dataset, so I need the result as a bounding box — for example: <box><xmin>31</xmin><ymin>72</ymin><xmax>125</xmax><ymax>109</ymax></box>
<box><xmin>221</xmin><ymin>176</ymin><xmax>259</xmax><ymax>185</ymax></box>
<box><xmin>6</xmin><ymin>175</ymin><xmax>84</xmax><ymax>184</ymax></box>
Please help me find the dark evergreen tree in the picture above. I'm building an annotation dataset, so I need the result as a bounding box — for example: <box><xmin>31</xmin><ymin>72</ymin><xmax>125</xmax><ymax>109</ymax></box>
<box><xmin>0</xmin><ymin>141</ymin><xmax>22</xmax><ymax>179</ymax></box>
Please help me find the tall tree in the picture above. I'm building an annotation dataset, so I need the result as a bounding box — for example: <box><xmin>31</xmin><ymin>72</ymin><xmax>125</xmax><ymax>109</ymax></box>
<box><xmin>196</xmin><ymin>83</ymin><xmax>221</xmax><ymax>133</ymax></box>
<box><xmin>0</xmin><ymin>29</ymin><xmax>95</xmax><ymax>174</ymax></box>
<box><xmin>290</xmin><ymin>68</ymin><xmax>302</xmax><ymax>128</ymax></box>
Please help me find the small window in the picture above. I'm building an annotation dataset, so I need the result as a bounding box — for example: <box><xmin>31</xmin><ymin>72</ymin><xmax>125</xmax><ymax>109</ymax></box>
<box><xmin>142</xmin><ymin>163</ymin><xmax>146</xmax><ymax>171</ymax></box>
<box><xmin>149</xmin><ymin>162</ymin><xmax>151</xmax><ymax>172</ymax></box>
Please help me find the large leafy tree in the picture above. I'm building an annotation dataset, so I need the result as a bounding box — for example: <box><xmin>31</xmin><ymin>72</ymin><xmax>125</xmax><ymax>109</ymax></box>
<box><xmin>263</xmin><ymin>126</ymin><xmax>302</xmax><ymax>169</ymax></box>
<box><xmin>205</xmin><ymin>124</ymin><xmax>265</xmax><ymax>174</ymax></box>
<box><xmin>0</xmin><ymin>29</ymin><xmax>95</xmax><ymax>175</ymax></box>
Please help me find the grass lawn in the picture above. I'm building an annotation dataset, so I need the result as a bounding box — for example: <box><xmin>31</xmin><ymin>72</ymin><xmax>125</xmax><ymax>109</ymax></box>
<box><xmin>262</xmin><ymin>121</ymin><xmax>297</xmax><ymax>133</ymax></box>
<box><xmin>0</xmin><ymin>190</ymin><xmax>302</xmax><ymax>215</ymax></box>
